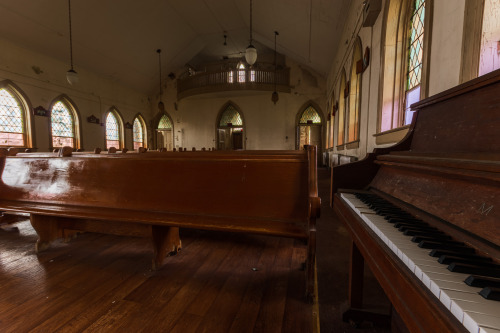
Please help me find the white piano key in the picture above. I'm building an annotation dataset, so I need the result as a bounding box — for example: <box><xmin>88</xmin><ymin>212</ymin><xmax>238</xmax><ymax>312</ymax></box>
<box><xmin>464</xmin><ymin>312</ymin><xmax>500</xmax><ymax>333</ymax></box>
<box><xmin>451</xmin><ymin>298</ymin><xmax>500</xmax><ymax>326</ymax></box>
<box><xmin>480</xmin><ymin>327</ymin><xmax>500</xmax><ymax>333</ymax></box>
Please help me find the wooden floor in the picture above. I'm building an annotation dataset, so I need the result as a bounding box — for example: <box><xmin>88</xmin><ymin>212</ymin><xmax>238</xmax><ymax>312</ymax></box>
<box><xmin>0</xmin><ymin>221</ymin><xmax>313</xmax><ymax>333</ymax></box>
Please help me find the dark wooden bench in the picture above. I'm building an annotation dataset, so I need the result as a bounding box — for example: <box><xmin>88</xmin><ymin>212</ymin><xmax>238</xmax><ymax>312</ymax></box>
<box><xmin>0</xmin><ymin>146</ymin><xmax>320</xmax><ymax>297</ymax></box>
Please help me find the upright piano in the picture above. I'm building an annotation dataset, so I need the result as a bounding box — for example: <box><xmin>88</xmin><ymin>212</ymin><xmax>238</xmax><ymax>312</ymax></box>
<box><xmin>332</xmin><ymin>69</ymin><xmax>500</xmax><ymax>333</ymax></box>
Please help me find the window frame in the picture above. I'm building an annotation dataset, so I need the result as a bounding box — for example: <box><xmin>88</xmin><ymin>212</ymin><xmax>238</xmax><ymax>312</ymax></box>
<box><xmin>104</xmin><ymin>108</ymin><xmax>124</xmax><ymax>150</ymax></box>
<box><xmin>132</xmin><ymin>113</ymin><xmax>147</xmax><ymax>150</ymax></box>
<box><xmin>48</xmin><ymin>95</ymin><xmax>81</xmax><ymax>151</ymax></box>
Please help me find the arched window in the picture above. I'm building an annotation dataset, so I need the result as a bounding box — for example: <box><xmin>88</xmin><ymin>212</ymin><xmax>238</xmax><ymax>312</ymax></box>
<box><xmin>50</xmin><ymin>98</ymin><xmax>80</xmax><ymax>149</ymax></box>
<box><xmin>156</xmin><ymin>113</ymin><xmax>174</xmax><ymax>150</ymax></box>
<box><xmin>348</xmin><ymin>40</ymin><xmax>362</xmax><ymax>143</ymax></box>
<box><xmin>217</xmin><ymin>103</ymin><xmax>244</xmax><ymax>150</ymax></box>
<box><xmin>379</xmin><ymin>0</ymin><xmax>431</xmax><ymax>133</ymax></box>
<box><xmin>237</xmin><ymin>63</ymin><xmax>246</xmax><ymax>83</ymax></box>
<box><xmin>133</xmin><ymin>115</ymin><xmax>147</xmax><ymax>150</ymax></box>
<box><xmin>0</xmin><ymin>83</ymin><xmax>32</xmax><ymax>147</ymax></box>
<box><xmin>337</xmin><ymin>72</ymin><xmax>347</xmax><ymax>147</ymax></box>
<box><xmin>105</xmin><ymin>109</ymin><xmax>123</xmax><ymax>150</ymax></box>
<box><xmin>297</xmin><ymin>104</ymin><xmax>322</xmax><ymax>153</ymax></box>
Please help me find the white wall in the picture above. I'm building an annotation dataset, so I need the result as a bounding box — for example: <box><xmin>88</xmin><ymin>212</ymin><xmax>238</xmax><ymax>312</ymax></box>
<box><xmin>0</xmin><ymin>37</ymin><xmax>150</xmax><ymax>152</ymax></box>
<box><xmin>152</xmin><ymin>60</ymin><xmax>327</xmax><ymax>151</ymax></box>
<box><xmin>326</xmin><ymin>0</ymin><xmax>469</xmax><ymax>160</ymax></box>
<box><xmin>1</xmin><ymin>35</ymin><xmax>326</xmax><ymax>152</ymax></box>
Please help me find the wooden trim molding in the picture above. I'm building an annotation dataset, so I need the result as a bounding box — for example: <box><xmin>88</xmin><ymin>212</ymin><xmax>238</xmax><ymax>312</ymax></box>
<box><xmin>374</xmin><ymin>126</ymin><xmax>410</xmax><ymax>145</ymax></box>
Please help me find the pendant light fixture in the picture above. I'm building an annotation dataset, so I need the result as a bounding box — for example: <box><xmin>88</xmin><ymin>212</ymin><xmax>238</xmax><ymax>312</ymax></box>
<box><xmin>245</xmin><ymin>0</ymin><xmax>257</xmax><ymax>66</ymax></box>
<box><xmin>157</xmin><ymin>49</ymin><xmax>165</xmax><ymax>111</ymax></box>
<box><xmin>66</xmin><ymin>0</ymin><xmax>78</xmax><ymax>85</ymax></box>
<box><xmin>271</xmin><ymin>31</ymin><xmax>279</xmax><ymax>104</ymax></box>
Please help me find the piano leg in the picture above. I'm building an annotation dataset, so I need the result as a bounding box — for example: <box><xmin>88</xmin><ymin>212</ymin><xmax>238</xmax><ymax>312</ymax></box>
<box><xmin>343</xmin><ymin>241</ymin><xmax>391</xmax><ymax>328</ymax></box>
<box><xmin>151</xmin><ymin>225</ymin><xmax>182</xmax><ymax>270</ymax></box>
<box><xmin>349</xmin><ymin>241</ymin><xmax>364</xmax><ymax>308</ymax></box>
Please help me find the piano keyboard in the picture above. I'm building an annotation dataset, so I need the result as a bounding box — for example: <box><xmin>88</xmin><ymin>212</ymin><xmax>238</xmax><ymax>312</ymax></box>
<box><xmin>340</xmin><ymin>192</ymin><xmax>500</xmax><ymax>333</ymax></box>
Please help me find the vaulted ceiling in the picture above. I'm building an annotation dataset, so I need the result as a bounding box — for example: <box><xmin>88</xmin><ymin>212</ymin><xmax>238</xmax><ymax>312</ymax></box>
<box><xmin>0</xmin><ymin>0</ymin><xmax>351</xmax><ymax>94</ymax></box>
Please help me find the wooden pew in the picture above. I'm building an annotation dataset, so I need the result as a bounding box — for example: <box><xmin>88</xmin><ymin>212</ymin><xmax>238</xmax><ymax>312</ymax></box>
<box><xmin>0</xmin><ymin>146</ymin><xmax>320</xmax><ymax>298</ymax></box>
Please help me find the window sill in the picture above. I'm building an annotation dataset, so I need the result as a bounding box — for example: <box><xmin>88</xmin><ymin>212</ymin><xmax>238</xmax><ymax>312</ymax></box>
<box><xmin>374</xmin><ymin>126</ymin><xmax>410</xmax><ymax>145</ymax></box>
<box><xmin>345</xmin><ymin>140</ymin><xmax>360</xmax><ymax>150</ymax></box>
<box><xmin>336</xmin><ymin>145</ymin><xmax>345</xmax><ymax>151</ymax></box>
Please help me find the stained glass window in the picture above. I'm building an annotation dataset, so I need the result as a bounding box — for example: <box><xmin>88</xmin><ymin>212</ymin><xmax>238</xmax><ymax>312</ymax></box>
<box><xmin>407</xmin><ymin>0</ymin><xmax>425</xmax><ymax>91</ymax></box>
<box><xmin>133</xmin><ymin>117</ymin><xmax>144</xmax><ymax>150</ymax></box>
<box><xmin>0</xmin><ymin>88</ymin><xmax>24</xmax><ymax>146</ymax></box>
<box><xmin>51</xmin><ymin>101</ymin><xmax>74</xmax><ymax>148</ymax></box>
<box><xmin>405</xmin><ymin>0</ymin><xmax>425</xmax><ymax>125</ymax></box>
<box><xmin>106</xmin><ymin>111</ymin><xmax>120</xmax><ymax>149</ymax></box>
<box><xmin>157</xmin><ymin>114</ymin><xmax>172</xmax><ymax>129</ymax></box>
<box><xmin>299</xmin><ymin>106</ymin><xmax>321</xmax><ymax>124</ymax></box>
<box><xmin>219</xmin><ymin>105</ymin><xmax>243</xmax><ymax>126</ymax></box>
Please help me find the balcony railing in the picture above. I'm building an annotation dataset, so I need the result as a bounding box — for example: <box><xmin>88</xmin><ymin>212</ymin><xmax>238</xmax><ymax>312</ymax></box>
<box><xmin>177</xmin><ymin>68</ymin><xmax>291</xmax><ymax>100</ymax></box>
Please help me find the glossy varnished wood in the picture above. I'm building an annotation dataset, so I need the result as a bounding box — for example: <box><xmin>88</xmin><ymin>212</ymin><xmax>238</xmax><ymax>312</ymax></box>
<box><xmin>0</xmin><ymin>220</ymin><xmax>313</xmax><ymax>332</ymax></box>
<box><xmin>0</xmin><ymin>147</ymin><xmax>319</xmax><ymax>297</ymax></box>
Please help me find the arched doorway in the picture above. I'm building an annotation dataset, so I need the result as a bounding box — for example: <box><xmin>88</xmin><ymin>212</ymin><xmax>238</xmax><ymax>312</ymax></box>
<box><xmin>296</xmin><ymin>103</ymin><xmax>323</xmax><ymax>163</ymax></box>
<box><xmin>216</xmin><ymin>103</ymin><xmax>245</xmax><ymax>150</ymax></box>
<box><xmin>156</xmin><ymin>113</ymin><xmax>174</xmax><ymax>150</ymax></box>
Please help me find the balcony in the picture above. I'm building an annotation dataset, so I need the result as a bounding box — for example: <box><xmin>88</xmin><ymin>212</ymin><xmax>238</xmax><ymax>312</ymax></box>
<box><xmin>177</xmin><ymin>68</ymin><xmax>291</xmax><ymax>100</ymax></box>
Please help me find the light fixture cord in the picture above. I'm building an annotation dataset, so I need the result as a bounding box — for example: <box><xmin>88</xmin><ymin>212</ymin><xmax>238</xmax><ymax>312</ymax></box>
<box><xmin>249</xmin><ymin>0</ymin><xmax>253</xmax><ymax>44</ymax></box>
<box><xmin>274</xmin><ymin>31</ymin><xmax>278</xmax><ymax>90</ymax></box>
<box><xmin>68</xmin><ymin>0</ymin><xmax>74</xmax><ymax>70</ymax></box>
<box><xmin>157</xmin><ymin>49</ymin><xmax>162</xmax><ymax>98</ymax></box>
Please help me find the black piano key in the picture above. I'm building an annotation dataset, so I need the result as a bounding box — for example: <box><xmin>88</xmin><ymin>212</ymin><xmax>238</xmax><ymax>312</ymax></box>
<box><xmin>438</xmin><ymin>256</ymin><xmax>493</xmax><ymax>266</ymax></box>
<box><xmin>429</xmin><ymin>249</ymin><xmax>480</xmax><ymax>258</ymax></box>
<box><xmin>419</xmin><ymin>239</ymin><xmax>464</xmax><ymax>247</ymax></box>
<box><xmin>403</xmin><ymin>229</ymin><xmax>447</xmax><ymax>237</ymax></box>
<box><xmin>419</xmin><ymin>242</ymin><xmax>474</xmax><ymax>253</ymax></box>
<box><xmin>398</xmin><ymin>226</ymin><xmax>439</xmax><ymax>233</ymax></box>
<box><xmin>447</xmin><ymin>263</ymin><xmax>500</xmax><ymax>278</ymax></box>
<box><xmin>384</xmin><ymin>214</ymin><xmax>415</xmax><ymax>221</ymax></box>
<box><xmin>388</xmin><ymin>218</ymin><xmax>425</xmax><ymax>224</ymax></box>
<box><xmin>411</xmin><ymin>235</ymin><xmax>453</xmax><ymax>243</ymax></box>
<box><xmin>479</xmin><ymin>287</ymin><xmax>500</xmax><ymax>301</ymax></box>
<box><xmin>465</xmin><ymin>275</ymin><xmax>500</xmax><ymax>288</ymax></box>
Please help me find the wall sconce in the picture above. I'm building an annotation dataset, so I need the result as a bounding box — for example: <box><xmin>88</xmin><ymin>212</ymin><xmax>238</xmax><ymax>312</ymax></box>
<box><xmin>87</xmin><ymin>115</ymin><xmax>100</xmax><ymax>124</ymax></box>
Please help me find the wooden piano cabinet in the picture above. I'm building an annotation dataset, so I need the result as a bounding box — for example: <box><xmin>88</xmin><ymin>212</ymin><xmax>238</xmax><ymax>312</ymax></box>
<box><xmin>332</xmin><ymin>69</ymin><xmax>500</xmax><ymax>332</ymax></box>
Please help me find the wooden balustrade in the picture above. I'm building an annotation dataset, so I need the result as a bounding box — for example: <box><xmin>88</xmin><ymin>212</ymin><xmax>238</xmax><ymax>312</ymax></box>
<box><xmin>177</xmin><ymin>68</ymin><xmax>291</xmax><ymax>100</ymax></box>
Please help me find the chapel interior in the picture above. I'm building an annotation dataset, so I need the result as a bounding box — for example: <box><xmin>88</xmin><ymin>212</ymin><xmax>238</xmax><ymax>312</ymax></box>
<box><xmin>0</xmin><ymin>0</ymin><xmax>499</xmax><ymax>332</ymax></box>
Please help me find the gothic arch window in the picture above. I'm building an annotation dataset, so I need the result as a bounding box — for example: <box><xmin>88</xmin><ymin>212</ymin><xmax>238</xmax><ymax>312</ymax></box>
<box><xmin>156</xmin><ymin>113</ymin><xmax>174</xmax><ymax>150</ymax></box>
<box><xmin>216</xmin><ymin>103</ymin><xmax>244</xmax><ymax>150</ymax></box>
<box><xmin>50</xmin><ymin>97</ymin><xmax>80</xmax><ymax>149</ymax></box>
<box><xmin>348</xmin><ymin>39</ymin><xmax>362</xmax><ymax>143</ymax></box>
<box><xmin>379</xmin><ymin>0</ymin><xmax>432</xmax><ymax>133</ymax></box>
<box><xmin>297</xmin><ymin>103</ymin><xmax>322</xmax><ymax>158</ymax></box>
<box><xmin>329</xmin><ymin>94</ymin><xmax>335</xmax><ymax>148</ymax></box>
<box><xmin>132</xmin><ymin>114</ymin><xmax>147</xmax><ymax>150</ymax></box>
<box><xmin>237</xmin><ymin>63</ymin><xmax>246</xmax><ymax>83</ymax></box>
<box><xmin>0</xmin><ymin>82</ymin><xmax>33</xmax><ymax>147</ymax></box>
<box><xmin>337</xmin><ymin>71</ymin><xmax>347</xmax><ymax>147</ymax></box>
<box><xmin>105</xmin><ymin>109</ymin><xmax>123</xmax><ymax>150</ymax></box>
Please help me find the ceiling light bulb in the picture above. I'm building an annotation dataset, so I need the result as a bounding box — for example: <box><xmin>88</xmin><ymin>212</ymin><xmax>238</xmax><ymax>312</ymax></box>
<box><xmin>245</xmin><ymin>45</ymin><xmax>257</xmax><ymax>65</ymax></box>
<box><xmin>66</xmin><ymin>69</ymin><xmax>79</xmax><ymax>85</ymax></box>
